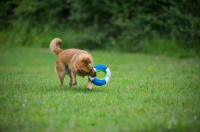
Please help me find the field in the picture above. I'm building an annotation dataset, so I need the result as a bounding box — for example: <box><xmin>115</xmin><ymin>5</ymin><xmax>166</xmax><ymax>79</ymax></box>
<box><xmin>0</xmin><ymin>47</ymin><xmax>200</xmax><ymax>132</ymax></box>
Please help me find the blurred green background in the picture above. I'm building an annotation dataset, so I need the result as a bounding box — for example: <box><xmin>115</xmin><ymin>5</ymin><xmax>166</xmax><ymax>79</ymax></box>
<box><xmin>0</xmin><ymin>0</ymin><xmax>200</xmax><ymax>57</ymax></box>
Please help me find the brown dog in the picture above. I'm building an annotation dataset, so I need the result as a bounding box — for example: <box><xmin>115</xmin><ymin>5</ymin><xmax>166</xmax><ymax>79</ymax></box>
<box><xmin>50</xmin><ymin>38</ymin><xmax>96</xmax><ymax>89</ymax></box>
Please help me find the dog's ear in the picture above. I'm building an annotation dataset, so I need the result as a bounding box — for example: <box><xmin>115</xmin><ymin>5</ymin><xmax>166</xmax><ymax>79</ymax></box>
<box><xmin>82</xmin><ymin>57</ymin><xmax>91</xmax><ymax>64</ymax></box>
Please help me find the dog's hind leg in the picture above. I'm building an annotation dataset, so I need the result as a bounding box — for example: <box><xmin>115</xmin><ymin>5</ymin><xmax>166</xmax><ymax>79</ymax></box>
<box><xmin>56</xmin><ymin>70</ymin><xmax>65</xmax><ymax>89</ymax></box>
<box><xmin>55</xmin><ymin>61</ymin><xmax>66</xmax><ymax>89</ymax></box>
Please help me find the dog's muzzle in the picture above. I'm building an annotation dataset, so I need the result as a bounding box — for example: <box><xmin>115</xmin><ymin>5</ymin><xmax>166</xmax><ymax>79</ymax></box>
<box><xmin>90</xmin><ymin>69</ymin><xmax>96</xmax><ymax>77</ymax></box>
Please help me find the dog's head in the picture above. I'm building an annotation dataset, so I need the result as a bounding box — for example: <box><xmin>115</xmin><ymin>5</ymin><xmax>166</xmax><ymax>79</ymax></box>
<box><xmin>76</xmin><ymin>56</ymin><xmax>96</xmax><ymax>77</ymax></box>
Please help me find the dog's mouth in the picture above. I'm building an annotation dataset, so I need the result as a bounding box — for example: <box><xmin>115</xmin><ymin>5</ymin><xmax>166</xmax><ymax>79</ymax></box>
<box><xmin>89</xmin><ymin>70</ymin><xmax>96</xmax><ymax>77</ymax></box>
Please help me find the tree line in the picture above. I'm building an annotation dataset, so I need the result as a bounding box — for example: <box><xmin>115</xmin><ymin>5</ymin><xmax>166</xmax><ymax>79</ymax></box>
<box><xmin>0</xmin><ymin>0</ymin><xmax>200</xmax><ymax>53</ymax></box>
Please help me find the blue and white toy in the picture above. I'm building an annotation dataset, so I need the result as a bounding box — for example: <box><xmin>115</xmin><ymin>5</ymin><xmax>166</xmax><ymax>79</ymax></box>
<box><xmin>89</xmin><ymin>64</ymin><xmax>111</xmax><ymax>86</ymax></box>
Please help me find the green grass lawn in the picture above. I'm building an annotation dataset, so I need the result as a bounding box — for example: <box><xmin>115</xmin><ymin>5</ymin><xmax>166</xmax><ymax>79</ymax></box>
<box><xmin>0</xmin><ymin>47</ymin><xmax>200</xmax><ymax>132</ymax></box>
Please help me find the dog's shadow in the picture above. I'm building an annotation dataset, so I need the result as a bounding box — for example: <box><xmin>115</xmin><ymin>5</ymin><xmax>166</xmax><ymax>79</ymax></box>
<box><xmin>47</xmin><ymin>85</ymin><xmax>104</xmax><ymax>93</ymax></box>
<box><xmin>69</xmin><ymin>87</ymin><xmax>104</xmax><ymax>93</ymax></box>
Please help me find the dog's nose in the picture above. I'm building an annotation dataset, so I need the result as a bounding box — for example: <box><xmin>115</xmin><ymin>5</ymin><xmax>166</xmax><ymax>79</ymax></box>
<box><xmin>90</xmin><ymin>69</ymin><xmax>96</xmax><ymax>77</ymax></box>
<box><xmin>93</xmin><ymin>72</ymin><xmax>96</xmax><ymax>77</ymax></box>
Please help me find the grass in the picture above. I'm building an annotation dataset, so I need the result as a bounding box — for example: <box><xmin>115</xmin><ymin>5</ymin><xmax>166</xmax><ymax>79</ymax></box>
<box><xmin>0</xmin><ymin>47</ymin><xmax>200</xmax><ymax>132</ymax></box>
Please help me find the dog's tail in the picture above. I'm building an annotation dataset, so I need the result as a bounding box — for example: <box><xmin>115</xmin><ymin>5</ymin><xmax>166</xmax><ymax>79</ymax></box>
<box><xmin>50</xmin><ymin>38</ymin><xmax>62</xmax><ymax>55</ymax></box>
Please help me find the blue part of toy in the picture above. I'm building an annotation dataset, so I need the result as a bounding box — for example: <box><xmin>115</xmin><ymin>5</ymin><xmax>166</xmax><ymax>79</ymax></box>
<box><xmin>89</xmin><ymin>64</ymin><xmax>111</xmax><ymax>86</ymax></box>
<box><xmin>92</xmin><ymin>78</ymin><xmax>107</xmax><ymax>86</ymax></box>
<box><xmin>94</xmin><ymin>64</ymin><xmax>107</xmax><ymax>71</ymax></box>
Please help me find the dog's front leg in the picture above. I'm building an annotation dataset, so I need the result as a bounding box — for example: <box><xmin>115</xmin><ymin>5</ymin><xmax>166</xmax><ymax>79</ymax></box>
<box><xmin>69</xmin><ymin>72</ymin><xmax>77</xmax><ymax>88</ymax></box>
<box><xmin>87</xmin><ymin>77</ymin><xmax>93</xmax><ymax>90</ymax></box>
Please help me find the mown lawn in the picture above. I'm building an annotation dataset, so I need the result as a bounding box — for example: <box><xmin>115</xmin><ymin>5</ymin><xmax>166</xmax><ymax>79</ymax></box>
<box><xmin>0</xmin><ymin>47</ymin><xmax>200</xmax><ymax>132</ymax></box>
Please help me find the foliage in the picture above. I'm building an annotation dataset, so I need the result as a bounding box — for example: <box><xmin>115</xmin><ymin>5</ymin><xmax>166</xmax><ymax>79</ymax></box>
<box><xmin>0</xmin><ymin>0</ymin><xmax>16</xmax><ymax>30</ymax></box>
<box><xmin>0</xmin><ymin>0</ymin><xmax>200</xmax><ymax>56</ymax></box>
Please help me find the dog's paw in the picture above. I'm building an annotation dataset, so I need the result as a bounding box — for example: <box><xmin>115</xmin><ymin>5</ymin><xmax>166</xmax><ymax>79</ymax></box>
<box><xmin>88</xmin><ymin>87</ymin><xmax>93</xmax><ymax>90</ymax></box>
<box><xmin>69</xmin><ymin>81</ymin><xmax>77</xmax><ymax>87</ymax></box>
<box><xmin>87</xmin><ymin>86</ymin><xmax>93</xmax><ymax>90</ymax></box>
<box><xmin>87</xmin><ymin>83</ymin><xmax>93</xmax><ymax>90</ymax></box>
<box><xmin>72</xmin><ymin>81</ymin><xmax>77</xmax><ymax>85</ymax></box>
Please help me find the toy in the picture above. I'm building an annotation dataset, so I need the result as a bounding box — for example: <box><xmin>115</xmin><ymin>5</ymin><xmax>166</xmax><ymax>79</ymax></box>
<box><xmin>89</xmin><ymin>64</ymin><xmax>111</xmax><ymax>86</ymax></box>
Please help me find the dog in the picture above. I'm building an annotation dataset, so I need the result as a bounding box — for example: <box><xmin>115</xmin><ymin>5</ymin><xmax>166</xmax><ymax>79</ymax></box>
<box><xmin>50</xmin><ymin>38</ymin><xmax>96</xmax><ymax>89</ymax></box>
